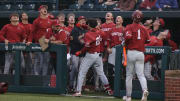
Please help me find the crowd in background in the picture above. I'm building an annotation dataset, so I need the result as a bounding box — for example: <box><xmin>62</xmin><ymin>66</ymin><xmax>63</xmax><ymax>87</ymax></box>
<box><xmin>0</xmin><ymin>0</ymin><xmax>179</xmax><ymax>11</ymax></box>
<box><xmin>68</xmin><ymin>0</ymin><xmax>179</xmax><ymax>11</ymax></box>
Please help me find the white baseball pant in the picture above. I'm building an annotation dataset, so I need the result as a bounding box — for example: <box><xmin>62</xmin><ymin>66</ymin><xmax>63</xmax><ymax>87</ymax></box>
<box><xmin>126</xmin><ymin>50</ymin><xmax>148</xmax><ymax>97</ymax></box>
<box><xmin>76</xmin><ymin>52</ymin><xmax>109</xmax><ymax>92</ymax></box>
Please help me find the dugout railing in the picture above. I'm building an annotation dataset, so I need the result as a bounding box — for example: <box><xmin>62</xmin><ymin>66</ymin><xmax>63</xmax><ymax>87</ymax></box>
<box><xmin>0</xmin><ymin>43</ymin><xmax>67</xmax><ymax>94</ymax></box>
<box><xmin>114</xmin><ymin>45</ymin><xmax>171</xmax><ymax>101</ymax></box>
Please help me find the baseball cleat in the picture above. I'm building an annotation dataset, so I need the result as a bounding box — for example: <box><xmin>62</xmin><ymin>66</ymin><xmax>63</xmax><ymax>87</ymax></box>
<box><xmin>123</xmin><ymin>96</ymin><xmax>131</xmax><ymax>101</ymax></box>
<box><xmin>72</xmin><ymin>92</ymin><xmax>82</xmax><ymax>97</ymax></box>
<box><xmin>141</xmin><ymin>90</ymin><xmax>149</xmax><ymax>101</ymax></box>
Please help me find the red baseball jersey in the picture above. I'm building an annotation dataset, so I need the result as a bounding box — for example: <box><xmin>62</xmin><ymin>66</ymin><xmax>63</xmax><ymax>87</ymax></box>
<box><xmin>125</xmin><ymin>23</ymin><xmax>150</xmax><ymax>52</ymax></box>
<box><xmin>139</xmin><ymin>0</ymin><xmax>157</xmax><ymax>9</ymax></box>
<box><xmin>66</xmin><ymin>26</ymin><xmax>74</xmax><ymax>33</ymax></box>
<box><xmin>108</xmin><ymin>26</ymin><xmax>124</xmax><ymax>48</ymax></box>
<box><xmin>147</xmin><ymin>28</ymin><xmax>153</xmax><ymax>35</ymax></box>
<box><xmin>46</xmin><ymin>28</ymin><xmax>68</xmax><ymax>44</ymax></box>
<box><xmin>99</xmin><ymin>30</ymin><xmax>106</xmax><ymax>52</ymax></box>
<box><xmin>32</xmin><ymin>17</ymin><xmax>53</xmax><ymax>43</ymax></box>
<box><xmin>168</xmin><ymin>40</ymin><xmax>178</xmax><ymax>51</ymax></box>
<box><xmin>0</xmin><ymin>24</ymin><xmax>26</xmax><ymax>43</ymax></box>
<box><xmin>19</xmin><ymin>23</ymin><xmax>33</xmax><ymax>42</ymax></box>
<box><xmin>145</xmin><ymin>36</ymin><xmax>163</xmax><ymax>63</ymax></box>
<box><xmin>63</xmin><ymin>26</ymin><xmax>74</xmax><ymax>46</ymax></box>
<box><xmin>81</xmin><ymin>28</ymin><xmax>101</xmax><ymax>53</ymax></box>
<box><xmin>100</xmin><ymin>22</ymin><xmax>115</xmax><ymax>52</ymax></box>
<box><xmin>101</xmin><ymin>22</ymin><xmax>116</xmax><ymax>32</ymax></box>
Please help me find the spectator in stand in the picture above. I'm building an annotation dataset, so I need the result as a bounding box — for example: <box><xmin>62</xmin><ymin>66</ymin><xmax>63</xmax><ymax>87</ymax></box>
<box><xmin>139</xmin><ymin>0</ymin><xmax>157</xmax><ymax>10</ymax></box>
<box><xmin>85</xmin><ymin>0</ymin><xmax>104</xmax><ymax>5</ymax></box>
<box><xmin>155</xmin><ymin>0</ymin><xmax>179</xmax><ymax>11</ymax></box>
<box><xmin>103</xmin><ymin>0</ymin><xmax>117</xmax><ymax>10</ymax></box>
<box><xmin>117</xmin><ymin>0</ymin><xmax>136</xmax><ymax>11</ymax></box>
<box><xmin>104</xmin><ymin>0</ymin><xmax>117</xmax><ymax>5</ymax></box>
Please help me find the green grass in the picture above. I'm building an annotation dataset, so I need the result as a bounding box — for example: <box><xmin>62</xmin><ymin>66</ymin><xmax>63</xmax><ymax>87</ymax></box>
<box><xmin>0</xmin><ymin>93</ymin><xmax>161</xmax><ymax>101</ymax></box>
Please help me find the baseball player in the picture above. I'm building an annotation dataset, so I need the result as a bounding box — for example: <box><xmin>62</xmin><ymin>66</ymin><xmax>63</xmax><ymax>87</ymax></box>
<box><xmin>0</xmin><ymin>13</ymin><xmax>26</xmax><ymax>74</ymax></box>
<box><xmin>123</xmin><ymin>10</ymin><xmax>150</xmax><ymax>101</ymax></box>
<box><xmin>101</xmin><ymin>12</ymin><xmax>115</xmax><ymax>60</ymax></box>
<box><xmin>69</xmin><ymin>16</ymin><xmax>87</xmax><ymax>92</ymax></box>
<box><xmin>107</xmin><ymin>16</ymin><xmax>124</xmax><ymax>67</ymax></box>
<box><xmin>32</xmin><ymin>5</ymin><xmax>53</xmax><ymax>76</ymax></box>
<box><xmin>45</xmin><ymin>21</ymin><xmax>68</xmax><ymax>74</ymax></box>
<box><xmin>66</xmin><ymin>13</ymin><xmax>75</xmax><ymax>32</ymax></box>
<box><xmin>73</xmin><ymin>19</ymin><xmax>113</xmax><ymax>96</ymax></box>
<box><xmin>20</xmin><ymin>12</ymin><xmax>34</xmax><ymax>75</ymax></box>
<box><xmin>57</xmin><ymin>13</ymin><xmax>66</xmax><ymax>27</ymax></box>
<box><xmin>64</xmin><ymin>13</ymin><xmax>75</xmax><ymax>53</ymax></box>
<box><xmin>144</xmin><ymin>30</ymin><xmax>168</xmax><ymax>80</ymax></box>
<box><xmin>144</xmin><ymin>18</ymin><xmax>153</xmax><ymax>35</ymax></box>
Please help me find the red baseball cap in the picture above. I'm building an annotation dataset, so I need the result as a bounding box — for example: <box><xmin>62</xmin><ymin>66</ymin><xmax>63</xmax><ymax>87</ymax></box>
<box><xmin>38</xmin><ymin>5</ymin><xmax>48</xmax><ymax>11</ymax></box>
<box><xmin>159</xmin><ymin>18</ymin><xmax>165</xmax><ymax>27</ymax></box>
<box><xmin>78</xmin><ymin>16</ymin><xmax>86</xmax><ymax>21</ymax></box>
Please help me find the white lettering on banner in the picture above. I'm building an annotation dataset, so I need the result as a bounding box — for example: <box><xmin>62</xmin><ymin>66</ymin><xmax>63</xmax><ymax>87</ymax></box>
<box><xmin>32</xmin><ymin>46</ymin><xmax>42</xmax><ymax>50</ymax></box>
<box><xmin>145</xmin><ymin>48</ymin><xmax>165</xmax><ymax>54</ymax></box>
<box><xmin>12</xmin><ymin>45</ymin><xmax>26</xmax><ymax>50</ymax></box>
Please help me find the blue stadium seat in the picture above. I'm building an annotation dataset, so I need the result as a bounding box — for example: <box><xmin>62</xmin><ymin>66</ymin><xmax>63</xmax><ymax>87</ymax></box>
<box><xmin>80</xmin><ymin>3</ymin><xmax>94</xmax><ymax>11</ymax></box>
<box><xmin>106</xmin><ymin>3</ymin><xmax>118</xmax><ymax>11</ymax></box>
<box><xmin>0</xmin><ymin>4</ymin><xmax>11</xmax><ymax>11</ymax></box>
<box><xmin>23</xmin><ymin>3</ymin><xmax>36</xmax><ymax>11</ymax></box>
<box><xmin>69</xmin><ymin>3</ymin><xmax>80</xmax><ymax>11</ymax></box>
<box><xmin>11</xmin><ymin>3</ymin><xmax>24</xmax><ymax>11</ymax></box>
<box><xmin>94</xmin><ymin>3</ymin><xmax>107</xmax><ymax>11</ymax></box>
<box><xmin>0</xmin><ymin>0</ymin><xmax>13</xmax><ymax>11</ymax></box>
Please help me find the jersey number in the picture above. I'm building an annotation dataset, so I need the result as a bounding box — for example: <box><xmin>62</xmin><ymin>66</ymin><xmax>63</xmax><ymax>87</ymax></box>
<box><xmin>96</xmin><ymin>36</ymin><xmax>101</xmax><ymax>46</ymax></box>
<box><xmin>137</xmin><ymin>29</ymin><xmax>141</xmax><ymax>40</ymax></box>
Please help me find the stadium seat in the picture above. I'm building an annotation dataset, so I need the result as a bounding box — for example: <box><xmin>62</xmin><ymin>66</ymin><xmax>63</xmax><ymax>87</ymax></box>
<box><xmin>0</xmin><ymin>4</ymin><xmax>11</xmax><ymax>11</ymax></box>
<box><xmin>80</xmin><ymin>3</ymin><xmax>94</xmax><ymax>11</ymax></box>
<box><xmin>23</xmin><ymin>3</ymin><xmax>36</xmax><ymax>11</ymax></box>
<box><xmin>93</xmin><ymin>4</ymin><xmax>107</xmax><ymax>11</ymax></box>
<box><xmin>69</xmin><ymin>3</ymin><xmax>80</xmax><ymax>11</ymax></box>
<box><xmin>11</xmin><ymin>3</ymin><xmax>24</xmax><ymax>11</ymax></box>
<box><xmin>106</xmin><ymin>3</ymin><xmax>118</xmax><ymax>11</ymax></box>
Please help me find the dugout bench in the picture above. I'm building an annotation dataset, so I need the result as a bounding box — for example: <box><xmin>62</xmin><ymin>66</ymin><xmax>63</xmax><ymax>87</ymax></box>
<box><xmin>114</xmin><ymin>45</ymin><xmax>171</xmax><ymax>100</ymax></box>
<box><xmin>0</xmin><ymin>43</ymin><xmax>67</xmax><ymax>94</ymax></box>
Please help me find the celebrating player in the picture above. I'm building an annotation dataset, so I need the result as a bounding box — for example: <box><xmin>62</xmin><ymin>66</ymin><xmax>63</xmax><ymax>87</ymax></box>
<box><xmin>32</xmin><ymin>5</ymin><xmax>53</xmax><ymax>76</ymax></box>
<box><xmin>0</xmin><ymin>13</ymin><xmax>26</xmax><ymax>74</ymax></box>
<box><xmin>69</xmin><ymin>16</ymin><xmax>87</xmax><ymax>92</ymax></box>
<box><xmin>107</xmin><ymin>16</ymin><xmax>124</xmax><ymax>67</ymax></box>
<box><xmin>124</xmin><ymin>10</ymin><xmax>150</xmax><ymax>101</ymax></box>
<box><xmin>20</xmin><ymin>12</ymin><xmax>34</xmax><ymax>75</ymax></box>
<box><xmin>73</xmin><ymin>19</ymin><xmax>113</xmax><ymax>96</ymax></box>
<box><xmin>144</xmin><ymin>30</ymin><xmax>168</xmax><ymax>80</ymax></box>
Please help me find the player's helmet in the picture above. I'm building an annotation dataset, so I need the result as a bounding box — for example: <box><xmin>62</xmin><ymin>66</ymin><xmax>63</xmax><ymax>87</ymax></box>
<box><xmin>132</xmin><ymin>10</ymin><xmax>143</xmax><ymax>23</ymax></box>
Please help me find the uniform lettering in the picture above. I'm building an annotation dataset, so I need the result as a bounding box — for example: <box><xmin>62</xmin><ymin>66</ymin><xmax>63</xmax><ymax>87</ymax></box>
<box><xmin>96</xmin><ymin>35</ymin><xmax>101</xmax><ymax>46</ymax></box>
